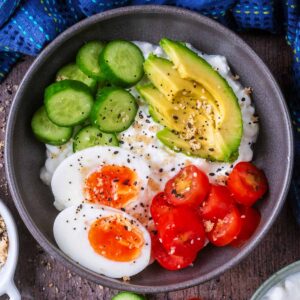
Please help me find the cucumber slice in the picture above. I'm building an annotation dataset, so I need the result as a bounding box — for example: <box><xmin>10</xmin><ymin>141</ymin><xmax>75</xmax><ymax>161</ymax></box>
<box><xmin>112</xmin><ymin>292</ymin><xmax>146</xmax><ymax>300</ymax></box>
<box><xmin>76</xmin><ymin>41</ymin><xmax>106</xmax><ymax>80</ymax></box>
<box><xmin>95</xmin><ymin>85</ymin><xmax>102</xmax><ymax>99</ymax></box>
<box><xmin>99</xmin><ymin>40</ymin><xmax>144</xmax><ymax>87</ymax></box>
<box><xmin>73</xmin><ymin>125</ymin><xmax>119</xmax><ymax>152</ymax></box>
<box><xmin>56</xmin><ymin>63</ymin><xmax>97</xmax><ymax>93</ymax></box>
<box><xmin>45</xmin><ymin>80</ymin><xmax>94</xmax><ymax>127</ymax></box>
<box><xmin>31</xmin><ymin>106</ymin><xmax>73</xmax><ymax>145</ymax></box>
<box><xmin>90</xmin><ymin>87</ymin><xmax>138</xmax><ymax>133</ymax></box>
<box><xmin>95</xmin><ymin>81</ymin><xmax>112</xmax><ymax>99</ymax></box>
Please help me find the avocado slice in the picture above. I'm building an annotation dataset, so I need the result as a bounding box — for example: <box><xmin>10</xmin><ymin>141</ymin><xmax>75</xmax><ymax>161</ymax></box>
<box><xmin>137</xmin><ymin>84</ymin><xmax>182</xmax><ymax>132</ymax></box>
<box><xmin>138</xmin><ymin>84</ymin><xmax>211</xmax><ymax>133</ymax></box>
<box><xmin>143</xmin><ymin>54</ymin><xmax>220</xmax><ymax>114</ymax></box>
<box><xmin>144</xmin><ymin>54</ymin><xmax>198</xmax><ymax>101</ymax></box>
<box><xmin>138</xmin><ymin>84</ymin><xmax>228</xmax><ymax>160</ymax></box>
<box><xmin>157</xmin><ymin>128</ymin><xmax>218</xmax><ymax>161</ymax></box>
<box><xmin>160</xmin><ymin>38</ymin><xmax>243</xmax><ymax>158</ymax></box>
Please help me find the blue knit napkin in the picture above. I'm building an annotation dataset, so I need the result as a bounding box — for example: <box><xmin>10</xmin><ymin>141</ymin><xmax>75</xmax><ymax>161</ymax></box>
<box><xmin>0</xmin><ymin>0</ymin><xmax>299</xmax><ymax>222</ymax></box>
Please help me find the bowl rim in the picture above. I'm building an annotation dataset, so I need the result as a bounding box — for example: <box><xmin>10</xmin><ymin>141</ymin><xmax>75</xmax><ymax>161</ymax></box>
<box><xmin>4</xmin><ymin>4</ymin><xmax>294</xmax><ymax>293</ymax></box>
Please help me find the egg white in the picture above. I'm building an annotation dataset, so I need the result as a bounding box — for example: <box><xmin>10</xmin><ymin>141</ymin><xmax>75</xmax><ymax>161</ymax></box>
<box><xmin>53</xmin><ymin>204</ymin><xmax>151</xmax><ymax>278</ymax></box>
<box><xmin>51</xmin><ymin>146</ymin><xmax>150</xmax><ymax>211</ymax></box>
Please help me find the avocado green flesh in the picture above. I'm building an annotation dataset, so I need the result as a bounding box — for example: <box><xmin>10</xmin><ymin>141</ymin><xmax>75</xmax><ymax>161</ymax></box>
<box><xmin>138</xmin><ymin>84</ymin><xmax>230</xmax><ymax>160</ymax></box>
<box><xmin>138</xmin><ymin>84</ymin><xmax>184</xmax><ymax>132</ymax></box>
<box><xmin>142</xmin><ymin>50</ymin><xmax>242</xmax><ymax>161</ymax></box>
<box><xmin>157</xmin><ymin>128</ymin><xmax>218</xmax><ymax>160</ymax></box>
<box><xmin>144</xmin><ymin>54</ymin><xmax>221</xmax><ymax>115</ymax></box>
<box><xmin>144</xmin><ymin>54</ymin><xmax>197</xmax><ymax>101</ymax></box>
<box><xmin>160</xmin><ymin>38</ymin><xmax>243</xmax><ymax>159</ymax></box>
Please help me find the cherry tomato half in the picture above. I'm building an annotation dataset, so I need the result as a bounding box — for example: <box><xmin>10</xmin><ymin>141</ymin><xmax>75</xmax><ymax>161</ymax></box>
<box><xmin>165</xmin><ymin>165</ymin><xmax>210</xmax><ymax>208</ymax></box>
<box><xmin>206</xmin><ymin>206</ymin><xmax>242</xmax><ymax>246</ymax></box>
<box><xmin>157</xmin><ymin>206</ymin><xmax>206</xmax><ymax>256</ymax></box>
<box><xmin>200</xmin><ymin>185</ymin><xmax>234</xmax><ymax>220</ymax></box>
<box><xmin>150</xmin><ymin>192</ymin><xmax>172</xmax><ymax>224</ymax></box>
<box><xmin>231</xmin><ymin>206</ymin><xmax>261</xmax><ymax>247</ymax></box>
<box><xmin>151</xmin><ymin>233</ymin><xmax>197</xmax><ymax>271</ymax></box>
<box><xmin>227</xmin><ymin>162</ymin><xmax>268</xmax><ymax>206</ymax></box>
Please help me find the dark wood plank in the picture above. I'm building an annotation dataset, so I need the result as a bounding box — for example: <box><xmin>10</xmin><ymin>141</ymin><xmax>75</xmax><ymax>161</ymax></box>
<box><xmin>0</xmin><ymin>33</ymin><xmax>297</xmax><ymax>300</ymax></box>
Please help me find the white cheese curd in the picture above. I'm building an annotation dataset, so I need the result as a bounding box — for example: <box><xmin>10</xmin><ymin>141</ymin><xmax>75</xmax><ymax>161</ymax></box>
<box><xmin>261</xmin><ymin>272</ymin><xmax>300</xmax><ymax>300</ymax></box>
<box><xmin>40</xmin><ymin>143</ymin><xmax>73</xmax><ymax>185</ymax></box>
<box><xmin>40</xmin><ymin>41</ymin><xmax>258</xmax><ymax>190</ymax></box>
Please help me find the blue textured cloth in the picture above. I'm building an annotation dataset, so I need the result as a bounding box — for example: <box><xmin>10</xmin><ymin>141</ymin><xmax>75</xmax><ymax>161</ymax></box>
<box><xmin>0</xmin><ymin>0</ymin><xmax>300</xmax><ymax>221</ymax></box>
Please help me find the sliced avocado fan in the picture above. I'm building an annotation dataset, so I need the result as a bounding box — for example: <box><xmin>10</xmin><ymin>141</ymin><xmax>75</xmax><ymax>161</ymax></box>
<box><xmin>138</xmin><ymin>39</ymin><xmax>243</xmax><ymax>162</ymax></box>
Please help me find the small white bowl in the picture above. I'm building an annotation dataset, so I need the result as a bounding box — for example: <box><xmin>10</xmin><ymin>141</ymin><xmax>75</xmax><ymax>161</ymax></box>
<box><xmin>251</xmin><ymin>261</ymin><xmax>300</xmax><ymax>299</ymax></box>
<box><xmin>0</xmin><ymin>201</ymin><xmax>20</xmax><ymax>300</ymax></box>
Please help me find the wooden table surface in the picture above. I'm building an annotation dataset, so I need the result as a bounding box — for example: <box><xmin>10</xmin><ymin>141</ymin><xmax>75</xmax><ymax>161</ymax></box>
<box><xmin>0</xmin><ymin>32</ymin><xmax>298</xmax><ymax>300</ymax></box>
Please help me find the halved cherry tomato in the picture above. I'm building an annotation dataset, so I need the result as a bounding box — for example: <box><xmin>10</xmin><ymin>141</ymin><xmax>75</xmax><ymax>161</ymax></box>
<box><xmin>151</xmin><ymin>233</ymin><xmax>197</xmax><ymax>270</ymax></box>
<box><xmin>231</xmin><ymin>206</ymin><xmax>261</xmax><ymax>247</ymax></box>
<box><xmin>157</xmin><ymin>207</ymin><xmax>206</xmax><ymax>256</ymax></box>
<box><xmin>206</xmin><ymin>206</ymin><xmax>242</xmax><ymax>246</ymax></box>
<box><xmin>227</xmin><ymin>162</ymin><xmax>268</xmax><ymax>206</ymax></box>
<box><xmin>200</xmin><ymin>185</ymin><xmax>234</xmax><ymax>220</ymax></box>
<box><xmin>150</xmin><ymin>192</ymin><xmax>172</xmax><ymax>224</ymax></box>
<box><xmin>165</xmin><ymin>165</ymin><xmax>210</xmax><ymax>208</ymax></box>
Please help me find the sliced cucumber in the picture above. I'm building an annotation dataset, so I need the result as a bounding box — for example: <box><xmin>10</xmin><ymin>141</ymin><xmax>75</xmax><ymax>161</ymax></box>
<box><xmin>56</xmin><ymin>63</ymin><xmax>97</xmax><ymax>93</ymax></box>
<box><xmin>90</xmin><ymin>87</ymin><xmax>138</xmax><ymax>133</ymax></box>
<box><xmin>112</xmin><ymin>291</ymin><xmax>146</xmax><ymax>300</ymax></box>
<box><xmin>31</xmin><ymin>106</ymin><xmax>73</xmax><ymax>145</ymax></box>
<box><xmin>99</xmin><ymin>40</ymin><xmax>144</xmax><ymax>87</ymax></box>
<box><xmin>76</xmin><ymin>41</ymin><xmax>106</xmax><ymax>80</ymax></box>
<box><xmin>95</xmin><ymin>81</ymin><xmax>112</xmax><ymax>99</ymax></box>
<box><xmin>45</xmin><ymin>80</ymin><xmax>94</xmax><ymax>127</ymax></box>
<box><xmin>96</xmin><ymin>85</ymin><xmax>102</xmax><ymax>99</ymax></box>
<box><xmin>73</xmin><ymin>125</ymin><xmax>119</xmax><ymax>152</ymax></box>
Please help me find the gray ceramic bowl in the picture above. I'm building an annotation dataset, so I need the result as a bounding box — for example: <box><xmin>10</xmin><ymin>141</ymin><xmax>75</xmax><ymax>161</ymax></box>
<box><xmin>5</xmin><ymin>5</ymin><xmax>294</xmax><ymax>293</ymax></box>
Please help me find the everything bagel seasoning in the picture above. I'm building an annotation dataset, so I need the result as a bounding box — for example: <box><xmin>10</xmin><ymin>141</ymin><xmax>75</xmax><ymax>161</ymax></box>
<box><xmin>0</xmin><ymin>215</ymin><xmax>8</xmax><ymax>269</ymax></box>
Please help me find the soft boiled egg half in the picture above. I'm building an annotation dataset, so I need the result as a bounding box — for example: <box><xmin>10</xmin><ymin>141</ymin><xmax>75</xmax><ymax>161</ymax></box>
<box><xmin>54</xmin><ymin>204</ymin><xmax>151</xmax><ymax>278</ymax></box>
<box><xmin>51</xmin><ymin>146</ymin><xmax>150</xmax><ymax>211</ymax></box>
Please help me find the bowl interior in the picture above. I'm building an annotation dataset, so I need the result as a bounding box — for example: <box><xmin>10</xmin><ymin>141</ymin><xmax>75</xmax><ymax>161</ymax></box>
<box><xmin>5</xmin><ymin>6</ymin><xmax>293</xmax><ymax>293</ymax></box>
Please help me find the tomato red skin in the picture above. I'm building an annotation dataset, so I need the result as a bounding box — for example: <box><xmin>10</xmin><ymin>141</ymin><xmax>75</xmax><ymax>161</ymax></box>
<box><xmin>157</xmin><ymin>207</ymin><xmax>206</xmax><ymax>256</ymax></box>
<box><xmin>199</xmin><ymin>185</ymin><xmax>234</xmax><ymax>220</ymax></box>
<box><xmin>151</xmin><ymin>233</ymin><xmax>197</xmax><ymax>271</ymax></box>
<box><xmin>207</xmin><ymin>206</ymin><xmax>242</xmax><ymax>247</ymax></box>
<box><xmin>165</xmin><ymin>165</ymin><xmax>210</xmax><ymax>208</ymax></box>
<box><xmin>227</xmin><ymin>162</ymin><xmax>268</xmax><ymax>206</ymax></box>
<box><xmin>150</xmin><ymin>192</ymin><xmax>172</xmax><ymax>224</ymax></box>
<box><xmin>231</xmin><ymin>206</ymin><xmax>261</xmax><ymax>247</ymax></box>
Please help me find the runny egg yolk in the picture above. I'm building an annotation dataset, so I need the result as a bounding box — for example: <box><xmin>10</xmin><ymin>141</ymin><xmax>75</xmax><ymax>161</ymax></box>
<box><xmin>84</xmin><ymin>165</ymin><xmax>139</xmax><ymax>209</ymax></box>
<box><xmin>88</xmin><ymin>215</ymin><xmax>144</xmax><ymax>262</ymax></box>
